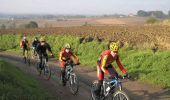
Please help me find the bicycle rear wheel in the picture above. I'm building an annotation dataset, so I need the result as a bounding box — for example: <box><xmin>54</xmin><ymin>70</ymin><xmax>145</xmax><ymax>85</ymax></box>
<box><xmin>27</xmin><ymin>57</ymin><xmax>31</xmax><ymax>66</ymax></box>
<box><xmin>69</xmin><ymin>73</ymin><xmax>79</xmax><ymax>95</ymax></box>
<box><xmin>113</xmin><ymin>90</ymin><xmax>130</xmax><ymax>100</ymax></box>
<box><xmin>23</xmin><ymin>57</ymin><xmax>26</xmax><ymax>64</ymax></box>
<box><xmin>43</xmin><ymin>64</ymin><xmax>51</xmax><ymax>80</ymax></box>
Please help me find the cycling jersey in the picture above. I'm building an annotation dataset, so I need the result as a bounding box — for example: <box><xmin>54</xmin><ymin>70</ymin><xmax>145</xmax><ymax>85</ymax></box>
<box><xmin>32</xmin><ymin>40</ymin><xmax>40</xmax><ymax>48</ymax></box>
<box><xmin>59</xmin><ymin>48</ymin><xmax>79</xmax><ymax>68</ymax></box>
<box><xmin>20</xmin><ymin>39</ymin><xmax>29</xmax><ymax>49</ymax></box>
<box><xmin>97</xmin><ymin>50</ymin><xmax>126</xmax><ymax>80</ymax></box>
<box><xmin>36</xmin><ymin>42</ymin><xmax>52</xmax><ymax>55</ymax></box>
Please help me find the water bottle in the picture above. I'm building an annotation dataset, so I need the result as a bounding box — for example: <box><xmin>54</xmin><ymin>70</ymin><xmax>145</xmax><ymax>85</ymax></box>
<box><xmin>106</xmin><ymin>86</ymin><xmax>110</xmax><ymax>92</ymax></box>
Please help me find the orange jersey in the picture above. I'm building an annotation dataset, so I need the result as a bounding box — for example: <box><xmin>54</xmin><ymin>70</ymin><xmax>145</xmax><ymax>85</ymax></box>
<box><xmin>59</xmin><ymin>48</ymin><xmax>79</xmax><ymax>62</ymax></box>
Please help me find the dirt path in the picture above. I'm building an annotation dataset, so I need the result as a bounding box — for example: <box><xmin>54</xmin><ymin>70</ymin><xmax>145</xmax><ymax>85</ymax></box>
<box><xmin>0</xmin><ymin>52</ymin><xmax>170</xmax><ymax>100</ymax></box>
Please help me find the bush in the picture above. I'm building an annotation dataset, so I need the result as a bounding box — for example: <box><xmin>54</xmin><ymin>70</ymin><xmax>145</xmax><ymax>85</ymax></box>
<box><xmin>25</xmin><ymin>21</ymin><xmax>38</xmax><ymax>28</ymax></box>
<box><xmin>146</xmin><ymin>17</ymin><xmax>159</xmax><ymax>24</ymax></box>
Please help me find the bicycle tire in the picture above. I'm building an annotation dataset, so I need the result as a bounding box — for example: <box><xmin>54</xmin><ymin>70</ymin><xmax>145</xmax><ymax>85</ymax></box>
<box><xmin>113</xmin><ymin>90</ymin><xmax>130</xmax><ymax>100</ymax></box>
<box><xmin>69</xmin><ymin>73</ymin><xmax>79</xmax><ymax>95</ymax></box>
<box><xmin>27</xmin><ymin>57</ymin><xmax>31</xmax><ymax>66</ymax></box>
<box><xmin>43</xmin><ymin>64</ymin><xmax>51</xmax><ymax>80</ymax></box>
<box><xmin>23</xmin><ymin>57</ymin><xmax>26</xmax><ymax>64</ymax></box>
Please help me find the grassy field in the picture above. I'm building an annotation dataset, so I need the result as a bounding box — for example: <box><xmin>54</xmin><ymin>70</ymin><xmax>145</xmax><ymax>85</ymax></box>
<box><xmin>0</xmin><ymin>59</ymin><xmax>53</xmax><ymax>100</ymax></box>
<box><xmin>0</xmin><ymin>34</ymin><xmax>170</xmax><ymax>88</ymax></box>
<box><xmin>1</xmin><ymin>25</ymin><xmax>170</xmax><ymax>49</ymax></box>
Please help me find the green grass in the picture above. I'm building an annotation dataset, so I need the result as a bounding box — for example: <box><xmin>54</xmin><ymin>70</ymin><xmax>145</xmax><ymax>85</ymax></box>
<box><xmin>119</xmin><ymin>49</ymin><xmax>170</xmax><ymax>88</ymax></box>
<box><xmin>0</xmin><ymin>34</ymin><xmax>170</xmax><ymax>88</ymax></box>
<box><xmin>0</xmin><ymin>60</ymin><xmax>52</xmax><ymax>100</ymax></box>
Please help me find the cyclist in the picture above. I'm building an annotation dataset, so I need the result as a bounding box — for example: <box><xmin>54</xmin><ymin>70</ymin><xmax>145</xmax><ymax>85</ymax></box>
<box><xmin>59</xmin><ymin>43</ymin><xmax>80</xmax><ymax>86</ymax></box>
<box><xmin>94</xmin><ymin>42</ymin><xmax>129</xmax><ymax>98</ymax></box>
<box><xmin>20</xmin><ymin>36</ymin><xmax>30</xmax><ymax>58</ymax></box>
<box><xmin>32</xmin><ymin>37</ymin><xmax>40</xmax><ymax>56</ymax></box>
<box><xmin>36</xmin><ymin>37</ymin><xmax>54</xmax><ymax>70</ymax></box>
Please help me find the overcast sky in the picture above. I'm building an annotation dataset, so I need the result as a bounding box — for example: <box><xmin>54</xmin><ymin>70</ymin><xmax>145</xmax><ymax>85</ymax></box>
<box><xmin>0</xmin><ymin>0</ymin><xmax>169</xmax><ymax>15</ymax></box>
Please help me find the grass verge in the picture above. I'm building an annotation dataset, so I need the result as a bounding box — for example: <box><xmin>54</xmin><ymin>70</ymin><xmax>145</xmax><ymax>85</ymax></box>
<box><xmin>0</xmin><ymin>59</ymin><xmax>53</xmax><ymax>100</ymax></box>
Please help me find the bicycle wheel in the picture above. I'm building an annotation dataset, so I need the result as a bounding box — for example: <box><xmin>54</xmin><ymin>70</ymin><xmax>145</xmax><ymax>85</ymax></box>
<box><xmin>43</xmin><ymin>64</ymin><xmax>51</xmax><ymax>80</ymax></box>
<box><xmin>23</xmin><ymin>56</ymin><xmax>26</xmax><ymax>64</ymax></box>
<box><xmin>36</xmin><ymin>62</ymin><xmax>42</xmax><ymax>75</ymax></box>
<box><xmin>113</xmin><ymin>90</ymin><xmax>130</xmax><ymax>100</ymax></box>
<box><xmin>69</xmin><ymin>73</ymin><xmax>79</xmax><ymax>95</ymax></box>
<box><xmin>27</xmin><ymin>57</ymin><xmax>31</xmax><ymax>66</ymax></box>
<box><xmin>91</xmin><ymin>80</ymin><xmax>99</xmax><ymax>100</ymax></box>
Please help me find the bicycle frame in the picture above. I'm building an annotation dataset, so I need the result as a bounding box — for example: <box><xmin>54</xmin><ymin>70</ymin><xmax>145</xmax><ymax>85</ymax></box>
<box><xmin>65</xmin><ymin>63</ymin><xmax>74</xmax><ymax>80</ymax></box>
<box><xmin>102</xmin><ymin>78</ymin><xmax>122</xmax><ymax>98</ymax></box>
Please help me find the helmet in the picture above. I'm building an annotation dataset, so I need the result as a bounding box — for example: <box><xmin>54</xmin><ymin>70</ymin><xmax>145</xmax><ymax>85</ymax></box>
<box><xmin>23</xmin><ymin>36</ymin><xmax>26</xmax><ymax>40</ymax></box>
<box><xmin>109</xmin><ymin>42</ymin><xmax>119</xmax><ymax>52</ymax></box>
<box><xmin>40</xmin><ymin>37</ymin><xmax>45</xmax><ymax>41</ymax></box>
<box><xmin>64</xmin><ymin>43</ymin><xmax>71</xmax><ymax>49</ymax></box>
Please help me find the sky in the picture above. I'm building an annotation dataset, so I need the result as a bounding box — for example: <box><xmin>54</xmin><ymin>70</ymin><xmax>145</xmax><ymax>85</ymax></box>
<box><xmin>0</xmin><ymin>0</ymin><xmax>170</xmax><ymax>15</ymax></box>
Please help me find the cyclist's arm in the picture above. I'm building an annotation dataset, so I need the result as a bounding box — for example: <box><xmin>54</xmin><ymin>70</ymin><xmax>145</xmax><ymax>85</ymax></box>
<box><xmin>46</xmin><ymin>43</ymin><xmax>53</xmax><ymax>54</ymax></box>
<box><xmin>36</xmin><ymin>43</ymin><xmax>40</xmax><ymax>53</ymax></box>
<box><xmin>20</xmin><ymin>41</ymin><xmax>23</xmax><ymax>48</ymax></box>
<box><xmin>116</xmin><ymin>57</ymin><xmax>126</xmax><ymax>74</ymax></box>
<box><xmin>101</xmin><ymin>55</ymin><xmax>109</xmax><ymax>74</ymax></box>
<box><xmin>71</xmin><ymin>52</ymin><xmax>79</xmax><ymax>63</ymax></box>
<box><xmin>26</xmin><ymin>40</ymin><xmax>30</xmax><ymax>49</ymax></box>
<box><xmin>32</xmin><ymin>41</ymin><xmax>35</xmax><ymax>47</ymax></box>
<box><xmin>59</xmin><ymin>51</ymin><xmax>65</xmax><ymax>61</ymax></box>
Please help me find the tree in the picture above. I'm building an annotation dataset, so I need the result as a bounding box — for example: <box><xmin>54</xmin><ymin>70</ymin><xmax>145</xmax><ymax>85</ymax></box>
<box><xmin>150</xmin><ymin>11</ymin><xmax>166</xmax><ymax>18</ymax></box>
<box><xmin>1</xmin><ymin>24</ymin><xmax>6</xmax><ymax>29</ymax></box>
<box><xmin>137</xmin><ymin>10</ymin><xmax>149</xmax><ymax>17</ymax></box>
<box><xmin>25</xmin><ymin>21</ymin><xmax>38</xmax><ymax>28</ymax></box>
<box><xmin>137</xmin><ymin>10</ymin><xmax>166</xmax><ymax>18</ymax></box>
<box><xmin>169</xmin><ymin>10</ymin><xmax>170</xmax><ymax>17</ymax></box>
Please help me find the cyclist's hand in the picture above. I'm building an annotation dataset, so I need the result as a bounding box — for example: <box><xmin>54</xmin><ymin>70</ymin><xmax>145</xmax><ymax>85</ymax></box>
<box><xmin>51</xmin><ymin>54</ymin><xmax>54</xmax><ymax>58</ymax></box>
<box><xmin>123</xmin><ymin>73</ymin><xmax>130</xmax><ymax>79</ymax></box>
<box><xmin>76</xmin><ymin>62</ymin><xmax>80</xmax><ymax>65</ymax></box>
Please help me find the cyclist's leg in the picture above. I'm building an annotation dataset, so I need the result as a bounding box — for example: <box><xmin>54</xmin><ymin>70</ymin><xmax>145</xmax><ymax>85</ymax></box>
<box><xmin>39</xmin><ymin>54</ymin><xmax>43</xmax><ymax>69</ymax></box>
<box><xmin>44</xmin><ymin>53</ymin><xmax>48</xmax><ymax>64</ymax></box>
<box><xmin>23</xmin><ymin>48</ymin><xmax>26</xmax><ymax>57</ymax></box>
<box><xmin>26</xmin><ymin>48</ymin><xmax>29</xmax><ymax>58</ymax></box>
<box><xmin>60</xmin><ymin>61</ymin><xmax>66</xmax><ymax>84</ymax></box>
<box><xmin>108</xmin><ymin>64</ymin><xmax>119</xmax><ymax>78</ymax></box>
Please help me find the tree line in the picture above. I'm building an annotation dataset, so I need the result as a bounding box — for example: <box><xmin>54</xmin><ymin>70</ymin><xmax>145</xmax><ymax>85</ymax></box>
<box><xmin>137</xmin><ymin>10</ymin><xmax>170</xmax><ymax>18</ymax></box>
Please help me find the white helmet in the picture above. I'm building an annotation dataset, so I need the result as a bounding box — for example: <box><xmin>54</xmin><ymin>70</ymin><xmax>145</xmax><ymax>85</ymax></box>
<box><xmin>23</xmin><ymin>36</ymin><xmax>26</xmax><ymax>40</ymax></box>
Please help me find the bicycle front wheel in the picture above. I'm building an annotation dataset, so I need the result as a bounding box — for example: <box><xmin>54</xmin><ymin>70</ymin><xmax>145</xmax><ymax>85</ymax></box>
<box><xmin>43</xmin><ymin>65</ymin><xmax>51</xmax><ymax>80</ymax></box>
<box><xmin>91</xmin><ymin>80</ymin><xmax>99</xmax><ymax>100</ymax></box>
<box><xmin>113</xmin><ymin>90</ymin><xmax>130</xmax><ymax>100</ymax></box>
<box><xmin>69</xmin><ymin>73</ymin><xmax>79</xmax><ymax>95</ymax></box>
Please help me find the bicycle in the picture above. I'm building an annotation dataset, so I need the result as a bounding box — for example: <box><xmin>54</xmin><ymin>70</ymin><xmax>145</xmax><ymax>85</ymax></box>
<box><xmin>31</xmin><ymin>47</ymin><xmax>38</xmax><ymax>59</ymax></box>
<box><xmin>91</xmin><ymin>76</ymin><xmax>130</xmax><ymax>100</ymax></box>
<box><xmin>36</xmin><ymin>54</ymin><xmax>51</xmax><ymax>80</ymax></box>
<box><xmin>23</xmin><ymin>49</ymin><xmax>31</xmax><ymax>66</ymax></box>
<box><xmin>60</xmin><ymin>60</ymin><xmax>79</xmax><ymax>95</ymax></box>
